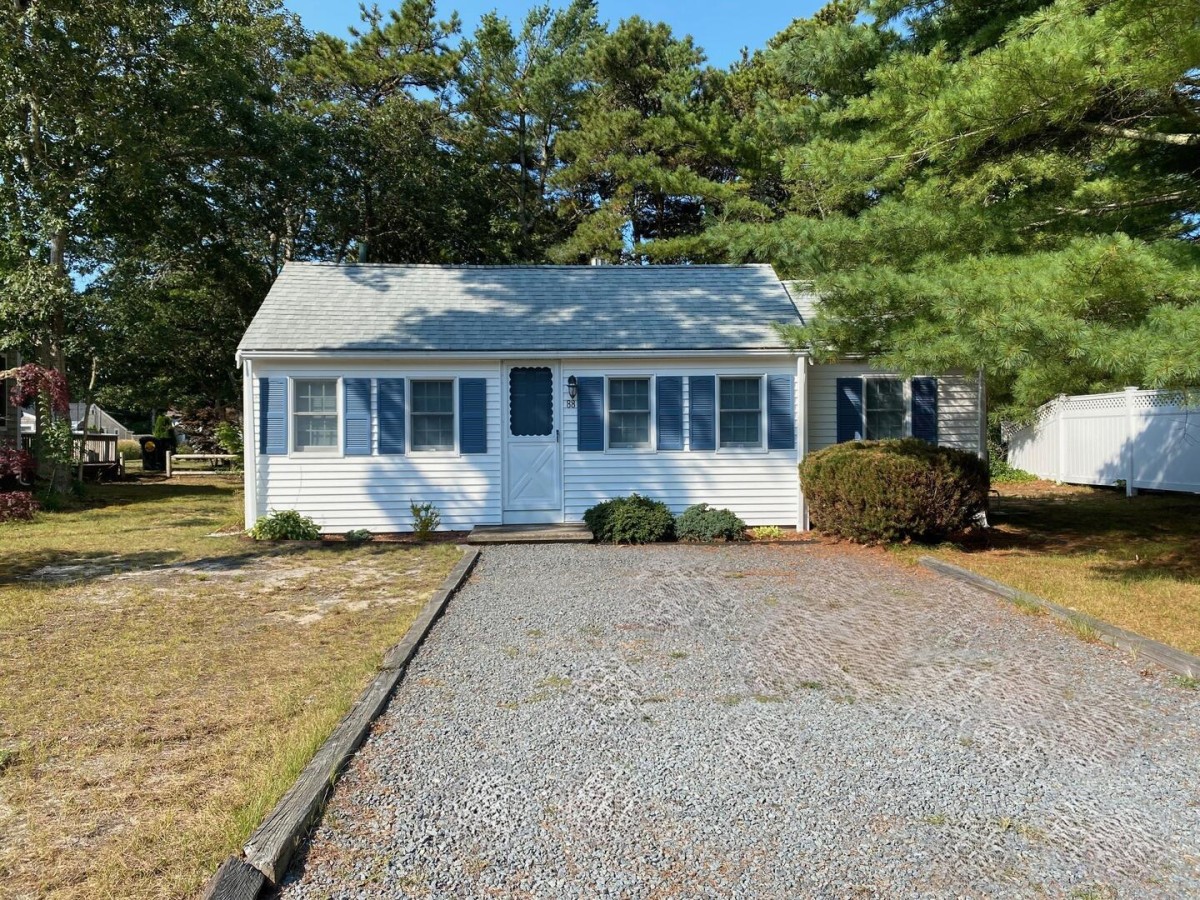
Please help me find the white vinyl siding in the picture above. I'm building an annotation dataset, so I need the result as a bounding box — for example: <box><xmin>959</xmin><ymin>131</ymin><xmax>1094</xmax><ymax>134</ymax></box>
<box><xmin>252</xmin><ymin>362</ymin><xmax>501</xmax><ymax>532</ymax></box>
<box><xmin>564</xmin><ymin>357</ymin><xmax>800</xmax><ymax>526</ymax></box>
<box><xmin>937</xmin><ymin>374</ymin><xmax>985</xmax><ymax>452</ymax></box>
<box><xmin>247</xmin><ymin>355</ymin><xmax>980</xmax><ymax>535</ymax></box>
<box><xmin>806</xmin><ymin>362</ymin><xmax>984</xmax><ymax>455</ymax></box>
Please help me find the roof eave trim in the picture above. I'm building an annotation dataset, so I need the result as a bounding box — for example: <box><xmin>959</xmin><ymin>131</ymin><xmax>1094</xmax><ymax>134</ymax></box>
<box><xmin>237</xmin><ymin>347</ymin><xmax>807</xmax><ymax>361</ymax></box>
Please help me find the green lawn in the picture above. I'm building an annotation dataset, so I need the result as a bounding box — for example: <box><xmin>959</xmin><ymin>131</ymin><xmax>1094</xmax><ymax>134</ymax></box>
<box><xmin>897</xmin><ymin>482</ymin><xmax>1200</xmax><ymax>657</ymax></box>
<box><xmin>0</xmin><ymin>479</ymin><xmax>460</xmax><ymax>899</ymax></box>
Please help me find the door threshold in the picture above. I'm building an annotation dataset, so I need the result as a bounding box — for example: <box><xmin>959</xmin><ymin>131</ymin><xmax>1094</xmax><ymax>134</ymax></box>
<box><xmin>467</xmin><ymin>524</ymin><xmax>593</xmax><ymax>544</ymax></box>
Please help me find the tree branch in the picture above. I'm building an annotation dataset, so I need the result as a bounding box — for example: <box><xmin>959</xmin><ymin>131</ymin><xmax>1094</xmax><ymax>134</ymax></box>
<box><xmin>1021</xmin><ymin>190</ymin><xmax>1191</xmax><ymax>229</ymax></box>
<box><xmin>1083</xmin><ymin>123</ymin><xmax>1200</xmax><ymax>146</ymax></box>
<box><xmin>1054</xmin><ymin>190</ymin><xmax>1188</xmax><ymax>216</ymax></box>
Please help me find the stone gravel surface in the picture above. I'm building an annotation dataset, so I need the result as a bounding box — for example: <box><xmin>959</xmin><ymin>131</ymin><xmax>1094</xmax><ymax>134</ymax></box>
<box><xmin>276</xmin><ymin>544</ymin><xmax>1200</xmax><ymax>899</ymax></box>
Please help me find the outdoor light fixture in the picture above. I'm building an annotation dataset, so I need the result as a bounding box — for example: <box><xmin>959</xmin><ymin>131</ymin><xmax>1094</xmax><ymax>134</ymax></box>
<box><xmin>567</xmin><ymin>375</ymin><xmax>578</xmax><ymax>400</ymax></box>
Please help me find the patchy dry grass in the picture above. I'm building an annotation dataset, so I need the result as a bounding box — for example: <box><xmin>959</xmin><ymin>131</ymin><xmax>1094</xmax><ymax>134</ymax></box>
<box><xmin>898</xmin><ymin>482</ymin><xmax>1200</xmax><ymax>656</ymax></box>
<box><xmin>0</xmin><ymin>479</ymin><xmax>460</xmax><ymax>900</ymax></box>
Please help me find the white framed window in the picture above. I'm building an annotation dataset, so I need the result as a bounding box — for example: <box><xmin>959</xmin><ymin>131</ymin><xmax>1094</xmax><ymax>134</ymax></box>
<box><xmin>607</xmin><ymin>376</ymin><xmax>652</xmax><ymax>450</ymax></box>
<box><xmin>292</xmin><ymin>377</ymin><xmax>340</xmax><ymax>453</ymax></box>
<box><xmin>864</xmin><ymin>377</ymin><xmax>906</xmax><ymax>439</ymax></box>
<box><xmin>718</xmin><ymin>376</ymin><xmax>764</xmax><ymax>449</ymax></box>
<box><xmin>410</xmin><ymin>379</ymin><xmax>455</xmax><ymax>452</ymax></box>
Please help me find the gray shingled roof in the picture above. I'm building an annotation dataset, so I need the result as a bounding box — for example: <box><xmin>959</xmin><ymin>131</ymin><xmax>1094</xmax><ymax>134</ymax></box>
<box><xmin>237</xmin><ymin>263</ymin><xmax>802</xmax><ymax>355</ymax></box>
<box><xmin>781</xmin><ymin>280</ymin><xmax>819</xmax><ymax>326</ymax></box>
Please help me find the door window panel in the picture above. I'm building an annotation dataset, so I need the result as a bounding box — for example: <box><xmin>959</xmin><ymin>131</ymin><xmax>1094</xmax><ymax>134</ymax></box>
<box><xmin>509</xmin><ymin>367</ymin><xmax>553</xmax><ymax>436</ymax></box>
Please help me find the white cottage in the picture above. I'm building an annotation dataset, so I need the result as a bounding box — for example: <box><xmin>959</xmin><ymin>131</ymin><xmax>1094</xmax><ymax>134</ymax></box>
<box><xmin>236</xmin><ymin>263</ymin><xmax>985</xmax><ymax>533</ymax></box>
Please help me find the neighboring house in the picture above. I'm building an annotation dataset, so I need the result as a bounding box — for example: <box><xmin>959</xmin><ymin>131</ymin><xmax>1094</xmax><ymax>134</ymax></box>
<box><xmin>1</xmin><ymin>349</ymin><xmax>18</xmax><ymax>447</ymax></box>
<box><xmin>20</xmin><ymin>402</ymin><xmax>134</xmax><ymax>440</ymax></box>
<box><xmin>236</xmin><ymin>263</ymin><xmax>986</xmax><ymax>533</ymax></box>
<box><xmin>71</xmin><ymin>402</ymin><xmax>135</xmax><ymax>440</ymax></box>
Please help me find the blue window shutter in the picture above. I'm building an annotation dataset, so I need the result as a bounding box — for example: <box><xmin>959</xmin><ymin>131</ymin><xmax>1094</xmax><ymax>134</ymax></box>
<box><xmin>767</xmin><ymin>375</ymin><xmax>796</xmax><ymax>450</ymax></box>
<box><xmin>459</xmin><ymin>378</ymin><xmax>487</xmax><ymax>453</ymax></box>
<box><xmin>344</xmin><ymin>378</ymin><xmax>372</xmax><ymax>456</ymax></box>
<box><xmin>656</xmin><ymin>376</ymin><xmax>683</xmax><ymax>451</ymax></box>
<box><xmin>689</xmin><ymin>375</ymin><xmax>715</xmax><ymax>451</ymax></box>
<box><xmin>259</xmin><ymin>377</ymin><xmax>287</xmax><ymax>455</ymax></box>
<box><xmin>576</xmin><ymin>376</ymin><xmax>603</xmax><ymax>451</ymax></box>
<box><xmin>378</xmin><ymin>378</ymin><xmax>405</xmax><ymax>455</ymax></box>
<box><xmin>836</xmin><ymin>377</ymin><xmax>864</xmax><ymax>443</ymax></box>
<box><xmin>912</xmin><ymin>376</ymin><xmax>939</xmax><ymax>443</ymax></box>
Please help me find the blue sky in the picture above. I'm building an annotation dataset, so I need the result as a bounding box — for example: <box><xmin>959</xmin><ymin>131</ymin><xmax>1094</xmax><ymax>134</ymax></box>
<box><xmin>283</xmin><ymin>1</ymin><xmax>825</xmax><ymax>67</ymax></box>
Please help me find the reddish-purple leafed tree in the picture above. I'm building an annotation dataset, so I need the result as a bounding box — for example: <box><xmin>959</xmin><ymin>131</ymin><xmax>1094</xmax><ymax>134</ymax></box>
<box><xmin>6</xmin><ymin>363</ymin><xmax>70</xmax><ymax>417</ymax></box>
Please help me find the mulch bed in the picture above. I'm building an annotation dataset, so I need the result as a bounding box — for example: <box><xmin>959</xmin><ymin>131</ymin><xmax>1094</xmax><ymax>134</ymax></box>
<box><xmin>323</xmin><ymin>531</ymin><xmax>469</xmax><ymax>545</ymax></box>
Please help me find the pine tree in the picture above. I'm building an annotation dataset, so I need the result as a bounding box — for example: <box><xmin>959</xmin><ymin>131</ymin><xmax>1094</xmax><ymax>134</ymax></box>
<box><xmin>290</xmin><ymin>1</ymin><xmax>510</xmax><ymax>263</ymax></box>
<box><xmin>457</xmin><ymin>1</ymin><xmax>604</xmax><ymax>260</ymax></box>
<box><xmin>551</xmin><ymin>17</ymin><xmax>745</xmax><ymax>263</ymax></box>
<box><xmin>713</xmin><ymin>0</ymin><xmax>1200</xmax><ymax>416</ymax></box>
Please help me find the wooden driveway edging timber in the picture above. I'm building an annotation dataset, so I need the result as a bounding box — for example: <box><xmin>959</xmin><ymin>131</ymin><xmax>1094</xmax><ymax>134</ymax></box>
<box><xmin>199</xmin><ymin>546</ymin><xmax>482</xmax><ymax>899</ymax></box>
<box><xmin>920</xmin><ymin>556</ymin><xmax>1199</xmax><ymax>680</ymax></box>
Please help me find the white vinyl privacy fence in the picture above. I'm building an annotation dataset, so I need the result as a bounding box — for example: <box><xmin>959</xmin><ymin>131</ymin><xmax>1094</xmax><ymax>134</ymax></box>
<box><xmin>1006</xmin><ymin>388</ymin><xmax>1200</xmax><ymax>495</ymax></box>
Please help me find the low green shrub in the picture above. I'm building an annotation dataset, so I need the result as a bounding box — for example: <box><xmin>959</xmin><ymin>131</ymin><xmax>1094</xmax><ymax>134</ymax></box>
<box><xmin>989</xmin><ymin>453</ymin><xmax>1037</xmax><ymax>484</ymax></box>
<box><xmin>749</xmin><ymin>525</ymin><xmax>786</xmax><ymax>540</ymax></box>
<box><xmin>344</xmin><ymin>528</ymin><xmax>373</xmax><ymax>543</ymax></box>
<box><xmin>584</xmin><ymin>493</ymin><xmax>675</xmax><ymax>544</ymax></box>
<box><xmin>214</xmin><ymin>421</ymin><xmax>243</xmax><ymax>457</ymax></box>
<box><xmin>986</xmin><ymin>437</ymin><xmax>1036</xmax><ymax>483</ymax></box>
<box><xmin>117</xmin><ymin>439</ymin><xmax>142</xmax><ymax>461</ymax></box>
<box><xmin>250</xmin><ymin>509</ymin><xmax>321</xmax><ymax>541</ymax></box>
<box><xmin>799</xmin><ymin>438</ymin><xmax>989</xmax><ymax>544</ymax></box>
<box><xmin>410</xmin><ymin>500</ymin><xmax>441</xmax><ymax>541</ymax></box>
<box><xmin>676</xmin><ymin>503</ymin><xmax>747</xmax><ymax>542</ymax></box>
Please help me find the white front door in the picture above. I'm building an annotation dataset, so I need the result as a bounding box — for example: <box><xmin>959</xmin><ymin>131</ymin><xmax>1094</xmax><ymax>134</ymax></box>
<box><xmin>503</xmin><ymin>362</ymin><xmax>562</xmax><ymax>523</ymax></box>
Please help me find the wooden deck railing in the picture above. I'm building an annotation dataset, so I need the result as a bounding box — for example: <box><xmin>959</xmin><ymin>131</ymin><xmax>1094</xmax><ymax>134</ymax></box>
<box><xmin>21</xmin><ymin>432</ymin><xmax>120</xmax><ymax>464</ymax></box>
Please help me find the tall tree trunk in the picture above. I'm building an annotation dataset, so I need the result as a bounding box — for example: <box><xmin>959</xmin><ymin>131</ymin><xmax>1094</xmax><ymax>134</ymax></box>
<box><xmin>518</xmin><ymin>110</ymin><xmax>530</xmax><ymax>256</ymax></box>
<box><xmin>361</xmin><ymin>183</ymin><xmax>375</xmax><ymax>262</ymax></box>
<box><xmin>77</xmin><ymin>356</ymin><xmax>97</xmax><ymax>483</ymax></box>
<box><xmin>40</xmin><ymin>227</ymin><xmax>72</xmax><ymax>491</ymax></box>
<box><xmin>46</xmin><ymin>227</ymin><xmax>68</xmax><ymax>373</ymax></box>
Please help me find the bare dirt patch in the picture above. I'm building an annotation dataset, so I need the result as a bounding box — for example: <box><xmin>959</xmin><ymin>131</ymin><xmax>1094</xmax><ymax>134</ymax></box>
<box><xmin>0</xmin><ymin>481</ymin><xmax>461</xmax><ymax>900</ymax></box>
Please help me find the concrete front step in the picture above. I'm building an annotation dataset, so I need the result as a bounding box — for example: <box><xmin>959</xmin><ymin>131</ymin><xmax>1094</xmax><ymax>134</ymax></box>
<box><xmin>467</xmin><ymin>524</ymin><xmax>594</xmax><ymax>544</ymax></box>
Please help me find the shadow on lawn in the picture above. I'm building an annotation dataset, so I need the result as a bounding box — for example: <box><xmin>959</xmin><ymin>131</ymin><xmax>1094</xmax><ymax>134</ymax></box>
<box><xmin>0</xmin><ymin>540</ymin><xmax>420</xmax><ymax>585</ymax></box>
<box><xmin>0</xmin><ymin>549</ymin><xmax>188</xmax><ymax>584</ymax></box>
<box><xmin>951</xmin><ymin>487</ymin><xmax>1200</xmax><ymax>582</ymax></box>
<box><xmin>79</xmin><ymin>480</ymin><xmax>238</xmax><ymax>504</ymax></box>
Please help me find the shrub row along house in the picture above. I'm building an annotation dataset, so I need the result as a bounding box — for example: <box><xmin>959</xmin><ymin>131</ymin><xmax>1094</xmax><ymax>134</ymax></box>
<box><xmin>236</xmin><ymin>264</ymin><xmax>986</xmax><ymax>532</ymax></box>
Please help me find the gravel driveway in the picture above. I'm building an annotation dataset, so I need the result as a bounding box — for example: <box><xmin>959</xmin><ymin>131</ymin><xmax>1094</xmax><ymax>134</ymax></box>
<box><xmin>277</xmin><ymin>544</ymin><xmax>1200</xmax><ymax>899</ymax></box>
